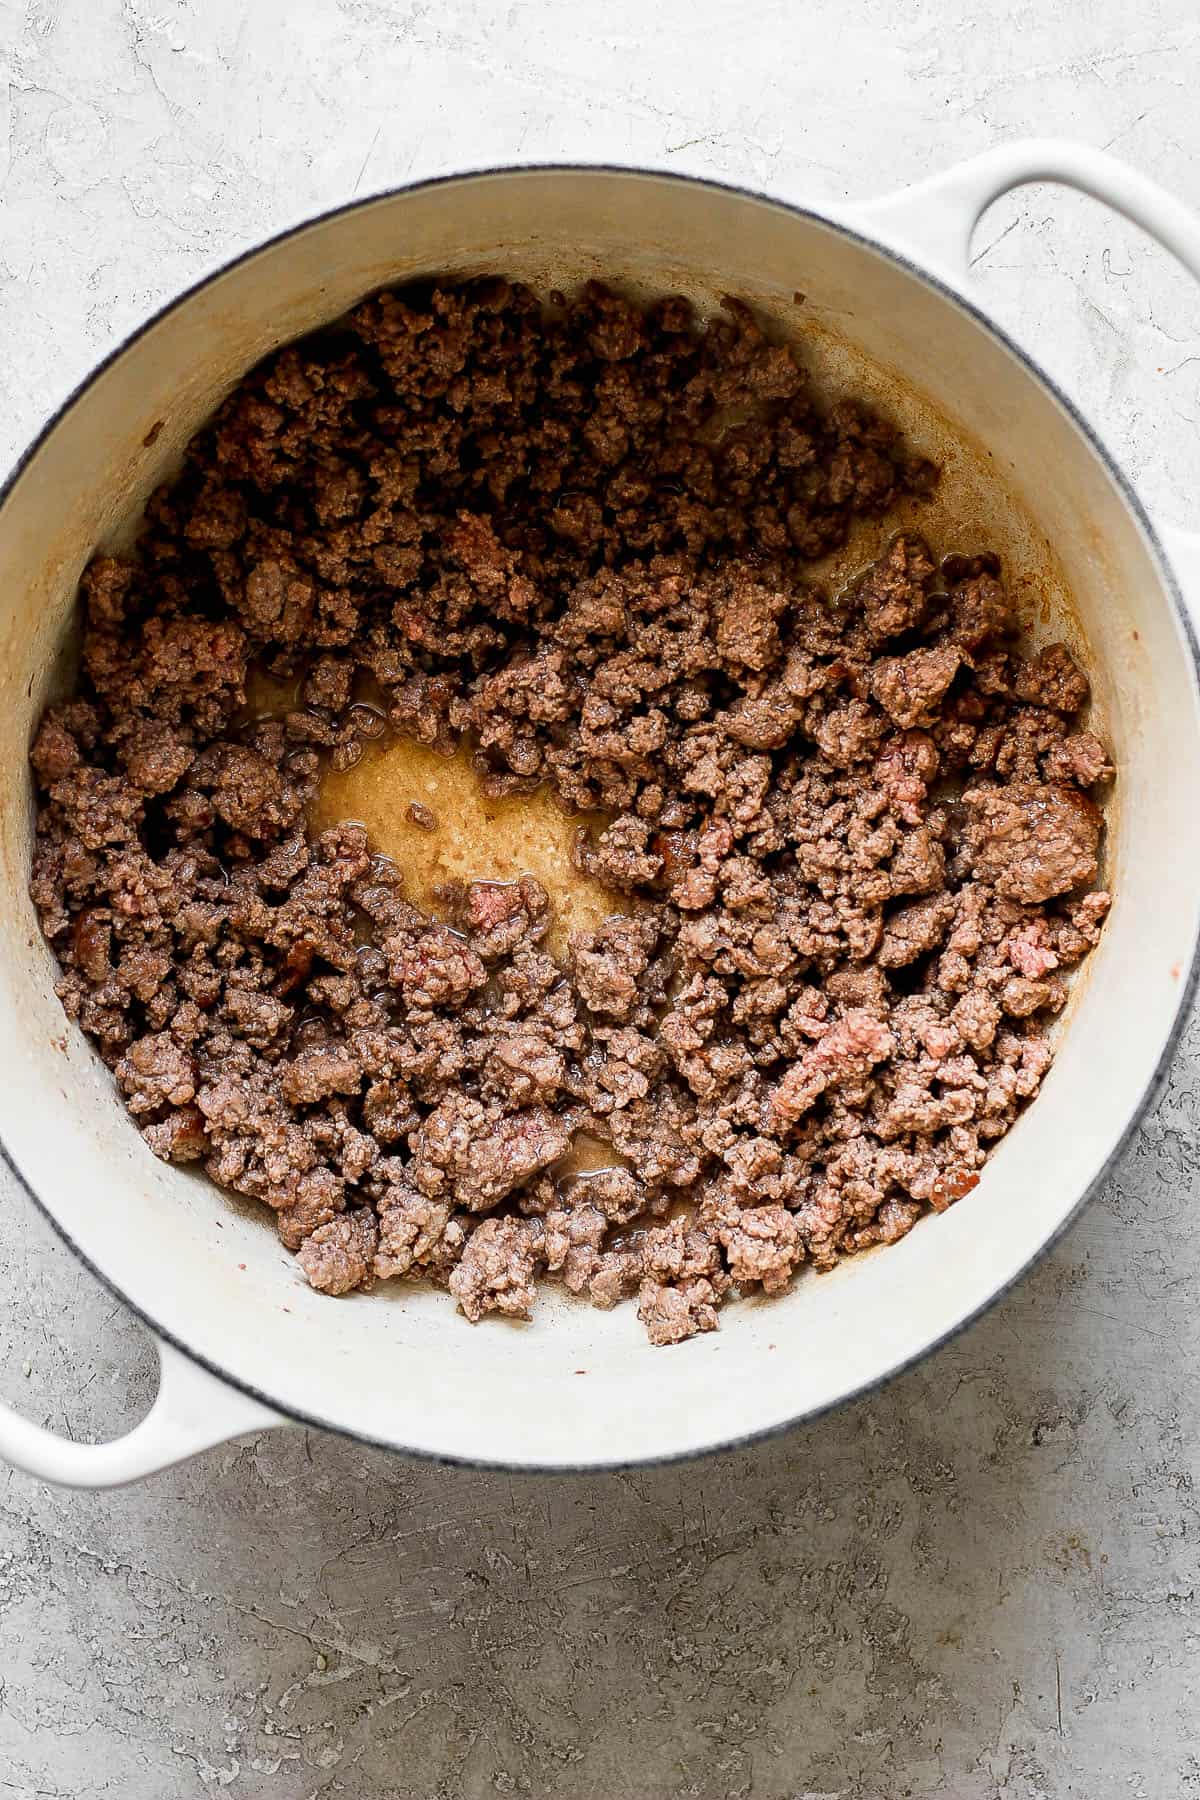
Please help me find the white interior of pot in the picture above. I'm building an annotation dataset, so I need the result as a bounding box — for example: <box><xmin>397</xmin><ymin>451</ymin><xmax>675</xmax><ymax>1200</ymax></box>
<box><xmin>1</xmin><ymin>170</ymin><xmax>1196</xmax><ymax>1469</ymax></box>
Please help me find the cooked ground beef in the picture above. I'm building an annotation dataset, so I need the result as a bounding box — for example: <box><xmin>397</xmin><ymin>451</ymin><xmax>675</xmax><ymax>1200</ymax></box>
<box><xmin>29</xmin><ymin>278</ymin><xmax>1112</xmax><ymax>1344</ymax></box>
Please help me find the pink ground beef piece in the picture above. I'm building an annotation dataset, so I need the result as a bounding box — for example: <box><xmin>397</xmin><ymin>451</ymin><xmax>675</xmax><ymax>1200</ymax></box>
<box><xmin>770</xmin><ymin>1010</ymin><xmax>895</xmax><ymax>1125</ymax></box>
<box><xmin>29</xmin><ymin>277</ymin><xmax>1112</xmax><ymax>1346</ymax></box>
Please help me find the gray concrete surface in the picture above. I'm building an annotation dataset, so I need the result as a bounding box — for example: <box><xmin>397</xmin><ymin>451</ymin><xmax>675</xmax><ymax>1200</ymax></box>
<box><xmin>2</xmin><ymin>1</ymin><xmax>1200</xmax><ymax>1793</ymax></box>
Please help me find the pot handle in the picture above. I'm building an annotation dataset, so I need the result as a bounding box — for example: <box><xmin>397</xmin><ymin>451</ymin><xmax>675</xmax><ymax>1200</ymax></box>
<box><xmin>855</xmin><ymin>138</ymin><xmax>1200</xmax><ymax>592</ymax></box>
<box><xmin>0</xmin><ymin>1335</ymin><xmax>284</xmax><ymax>1488</ymax></box>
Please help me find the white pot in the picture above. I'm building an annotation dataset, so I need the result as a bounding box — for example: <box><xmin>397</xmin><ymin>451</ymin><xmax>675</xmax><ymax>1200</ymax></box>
<box><xmin>3</xmin><ymin>141</ymin><xmax>1199</xmax><ymax>1485</ymax></box>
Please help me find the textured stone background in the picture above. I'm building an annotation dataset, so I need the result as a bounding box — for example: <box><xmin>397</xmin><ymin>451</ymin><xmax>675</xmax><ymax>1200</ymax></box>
<box><xmin>2</xmin><ymin>2</ymin><xmax>1199</xmax><ymax>1794</ymax></box>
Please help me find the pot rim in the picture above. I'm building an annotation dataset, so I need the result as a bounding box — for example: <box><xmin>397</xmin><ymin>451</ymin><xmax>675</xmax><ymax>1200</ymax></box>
<box><xmin>5</xmin><ymin>160</ymin><xmax>1199</xmax><ymax>1473</ymax></box>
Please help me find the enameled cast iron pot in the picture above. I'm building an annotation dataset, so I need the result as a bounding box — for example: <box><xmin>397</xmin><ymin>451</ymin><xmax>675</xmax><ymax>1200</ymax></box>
<box><xmin>3</xmin><ymin>140</ymin><xmax>1200</xmax><ymax>1485</ymax></box>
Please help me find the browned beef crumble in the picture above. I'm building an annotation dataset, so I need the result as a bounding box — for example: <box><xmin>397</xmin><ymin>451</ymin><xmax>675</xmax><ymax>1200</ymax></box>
<box><xmin>29</xmin><ymin>278</ymin><xmax>1113</xmax><ymax>1344</ymax></box>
